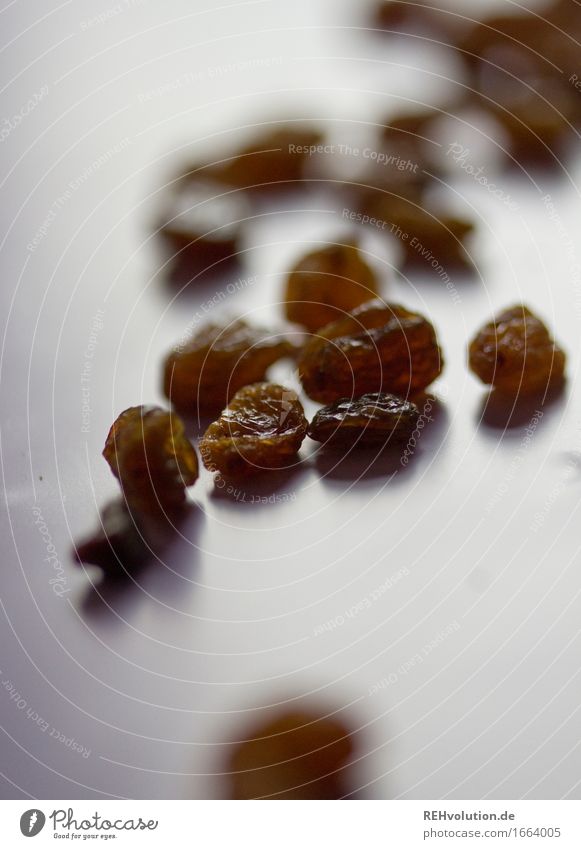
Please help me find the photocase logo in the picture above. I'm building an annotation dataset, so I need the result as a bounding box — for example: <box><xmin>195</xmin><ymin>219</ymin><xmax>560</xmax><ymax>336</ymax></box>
<box><xmin>20</xmin><ymin>810</ymin><xmax>45</xmax><ymax>837</ymax></box>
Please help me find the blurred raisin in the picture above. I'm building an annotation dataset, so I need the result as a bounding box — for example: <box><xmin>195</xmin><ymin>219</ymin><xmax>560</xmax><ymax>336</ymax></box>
<box><xmin>299</xmin><ymin>299</ymin><xmax>444</xmax><ymax>403</ymax></box>
<box><xmin>163</xmin><ymin>319</ymin><xmax>296</xmax><ymax>415</ymax></box>
<box><xmin>308</xmin><ymin>392</ymin><xmax>420</xmax><ymax>448</ymax></box>
<box><xmin>159</xmin><ymin>179</ymin><xmax>249</xmax><ymax>277</ymax></box>
<box><xmin>285</xmin><ymin>241</ymin><xmax>379</xmax><ymax>331</ymax></box>
<box><xmin>183</xmin><ymin>125</ymin><xmax>324</xmax><ymax>195</ymax></box>
<box><xmin>468</xmin><ymin>305</ymin><xmax>566</xmax><ymax>395</ymax></box>
<box><xmin>103</xmin><ymin>405</ymin><xmax>198</xmax><ymax>517</ymax></box>
<box><xmin>373</xmin><ymin>0</ymin><xmax>467</xmax><ymax>41</ymax></box>
<box><xmin>74</xmin><ymin>499</ymin><xmax>178</xmax><ymax>577</ymax></box>
<box><xmin>200</xmin><ymin>383</ymin><xmax>308</xmax><ymax>478</ymax></box>
<box><xmin>228</xmin><ymin>708</ymin><xmax>354</xmax><ymax>800</ymax></box>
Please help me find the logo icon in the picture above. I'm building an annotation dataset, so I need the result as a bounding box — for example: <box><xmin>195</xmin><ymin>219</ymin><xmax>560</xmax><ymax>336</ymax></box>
<box><xmin>20</xmin><ymin>810</ymin><xmax>45</xmax><ymax>837</ymax></box>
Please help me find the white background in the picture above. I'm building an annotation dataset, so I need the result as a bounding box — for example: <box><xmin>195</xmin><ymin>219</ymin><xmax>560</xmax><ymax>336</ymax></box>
<box><xmin>1</xmin><ymin>0</ymin><xmax>580</xmax><ymax>800</ymax></box>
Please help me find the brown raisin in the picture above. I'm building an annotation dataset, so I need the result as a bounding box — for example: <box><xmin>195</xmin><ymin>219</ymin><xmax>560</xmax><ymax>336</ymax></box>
<box><xmin>163</xmin><ymin>319</ymin><xmax>296</xmax><ymax>415</ymax></box>
<box><xmin>284</xmin><ymin>241</ymin><xmax>379</xmax><ymax>331</ymax></box>
<box><xmin>103</xmin><ymin>405</ymin><xmax>198</xmax><ymax>517</ymax></box>
<box><xmin>390</xmin><ymin>202</ymin><xmax>474</xmax><ymax>271</ymax></box>
<box><xmin>183</xmin><ymin>125</ymin><xmax>324</xmax><ymax>195</ymax></box>
<box><xmin>228</xmin><ymin>709</ymin><xmax>354</xmax><ymax>800</ymax></box>
<box><xmin>159</xmin><ymin>179</ymin><xmax>249</xmax><ymax>276</ymax></box>
<box><xmin>468</xmin><ymin>305</ymin><xmax>566</xmax><ymax>395</ymax></box>
<box><xmin>308</xmin><ymin>392</ymin><xmax>420</xmax><ymax>448</ymax></box>
<box><xmin>199</xmin><ymin>383</ymin><xmax>308</xmax><ymax>477</ymax></box>
<box><xmin>298</xmin><ymin>299</ymin><xmax>444</xmax><ymax>403</ymax></box>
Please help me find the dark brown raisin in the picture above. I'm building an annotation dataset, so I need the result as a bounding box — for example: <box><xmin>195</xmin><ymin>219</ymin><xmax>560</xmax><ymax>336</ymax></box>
<box><xmin>299</xmin><ymin>299</ymin><xmax>444</xmax><ymax>403</ymax></box>
<box><xmin>468</xmin><ymin>304</ymin><xmax>566</xmax><ymax>395</ymax></box>
<box><xmin>163</xmin><ymin>319</ymin><xmax>296</xmax><ymax>415</ymax></box>
<box><xmin>308</xmin><ymin>392</ymin><xmax>420</xmax><ymax>448</ymax></box>
<box><xmin>285</xmin><ymin>241</ymin><xmax>379</xmax><ymax>331</ymax></box>
<box><xmin>159</xmin><ymin>179</ymin><xmax>249</xmax><ymax>276</ymax></box>
<box><xmin>200</xmin><ymin>383</ymin><xmax>308</xmax><ymax>477</ymax></box>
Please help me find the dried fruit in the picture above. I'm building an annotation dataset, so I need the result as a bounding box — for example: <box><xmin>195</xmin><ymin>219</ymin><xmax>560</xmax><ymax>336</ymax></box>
<box><xmin>163</xmin><ymin>319</ymin><xmax>296</xmax><ymax>414</ymax></box>
<box><xmin>103</xmin><ymin>406</ymin><xmax>198</xmax><ymax>516</ymax></box>
<box><xmin>308</xmin><ymin>392</ymin><xmax>420</xmax><ymax>448</ymax></box>
<box><xmin>185</xmin><ymin>125</ymin><xmax>324</xmax><ymax>194</ymax></box>
<box><xmin>74</xmin><ymin>500</ymin><xmax>177</xmax><ymax>576</ymax></box>
<box><xmin>228</xmin><ymin>709</ymin><xmax>354</xmax><ymax>799</ymax></box>
<box><xmin>468</xmin><ymin>305</ymin><xmax>566</xmax><ymax>395</ymax></box>
<box><xmin>200</xmin><ymin>383</ymin><xmax>308</xmax><ymax>477</ymax></box>
<box><xmin>284</xmin><ymin>241</ymin><xmax>379</xmax><ymax>331</ymax></box>
<box><xmin>159</xmin><ymin>179</ymin><xmax>249</xmax><ymax>275</ymax></box>
<box><xmin>389</xmin><ymin>201</ymin><xmax>474</xmax><ymax>271</ymax></box>
<box><xmin>299</xmin><ymin>299</ymin><xmax>444</xmax><ymax>403</ymax></box>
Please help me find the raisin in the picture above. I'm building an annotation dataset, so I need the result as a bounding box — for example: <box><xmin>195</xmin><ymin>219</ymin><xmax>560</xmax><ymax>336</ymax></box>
<box><xmin>308</xmin><ymin>392</ymin><xmax>420</xmax><ymax>448</ymax></box>
<box><xmin>199</xmin><ymin>383</ymin><xmax>308</xmax><ymax>477</ymax></box>
<box><xmin>468</xmin><ymin>305</ymin><xmax>566</xmax><ymax>395</ymax></box>
<box><xmin>103</xmin><ymin>406</ymin><xmax>198</xmax><ymax>517</ymax></box>
<box><xmin>373</xmin><ymin>0</ymin><xmax>466</xmax><ymax>41</ymax></box>
<box><xmin>159</xmin><ymin>179</ymin><xmax>249</xmax><ymax>276</ymax></box>
<box><xmin>390</xmin><ymin>202</ymin><xmax>474</xmax><ymax>271</ymax></box>
<box><xmin>228</xmin><ymin>709</ymin><xmax>354</xmax><ymax>800</ymax></box>
<box><xmin>298</xmin><ymin>299</ymin><xmax>444</xmax><ymax>403</ymax></box>
<box><xmin>284</xmin><ymin>241</ymin><xmax>379</xmax><ymax>331</ymax></box>
<box><xmin>184</xmin><ymin>125</ymin><xmax>324</xmax><ymax>195</ymax></box>
<box><xmin>74</xmin><ymin>499</ymin><xmax>177</xmax><ymax>576</ymax></box>
<box><xmin>163</xmin><ymin>319</ymin><xmax>296</xmax><ymax>415</ymax></box>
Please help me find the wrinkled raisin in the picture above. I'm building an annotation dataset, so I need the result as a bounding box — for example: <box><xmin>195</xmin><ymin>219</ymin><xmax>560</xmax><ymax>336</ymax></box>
<box><xmin>308</xmin><ymin>392</ymin><xmax>420</xmax><ymax>448</ymax></box>
<box><xmin>468</xmin><ymin>305</ymin><xmax>566</xmax><ymax>395</ymax></box>
<box><xmin>103</xmin><ymin>405</ymin><xmax>198</xmax><ymax>516</ymax></box>
<box><xmin>284</xmin><ymin>241</ymin><xmax>379</xmax><ymax>331</ymax></box>
<box><xmin>228</xmin><ymin>709</ymin><xmax>354</xmax><ymax>800</ymax></box>
<box><xmin>299</xmin><ymin>299</ymin><xmax>444</xmax><ymax>403</ymax></box>
<box><xmin>164</xmin><ymin>319</ymin><xmax>296</xmax><ymax>415</ymax></box>
<box><xmin>200</xmin><ymin>383</ymin><xmax>308</xmax><ymax>477</ymax></box>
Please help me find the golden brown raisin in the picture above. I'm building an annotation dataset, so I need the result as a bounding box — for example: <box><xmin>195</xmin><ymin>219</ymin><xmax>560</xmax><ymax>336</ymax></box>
<box><xmin>228</xmin><ymin>708</ymin><xmax>354</xmax><ymax>800</ymax></box>
<box><xmin>298</xmin><ymin>299</ymin><xmax>444</xmax><ymax>403</ymax></box>
<box><xmin>159</xmin><ymin>179</ymin><xmax>249</xmax><ymax>276</ymax></box>
<box><xmin>389</xmin><ymin>202</ymin><xmax>474</xmax><ymax>271</ymax></box>
<box><xmin>468</xmin><ymin>305</ymin><xmax>566</xmax><ymax>395</ymax></box>
<box><xmin>163</xmin><ymin>319</ymin><xmax>296</xmax><ymax>415</ymax></box>
<box><xmin>284</xmin><ymin>241</ymin><xmax>379</xmax><ymax>331</ymax></box>
<box><xmin>200</xmin><ymin>383</ymin><xmax>308</xmax><ymax>477</ymax></box>
<box><xmin>103</xmin><ymin>406</ymin><xmax>198</xmax><ymax>516</ymax></box>
<box><xmin>308</xmin><ymin>392</ymin><xmax>420</xmax><ymax>448</ymax></box>
<box><xmin>184</xmin><ymin>125</ymin><xmax>324</xmax><ymax>195</ymax></box>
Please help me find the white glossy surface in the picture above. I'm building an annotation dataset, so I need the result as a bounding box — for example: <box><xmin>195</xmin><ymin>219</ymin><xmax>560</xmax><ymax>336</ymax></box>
<box><xmin>1</xmin><ymin>0</ymin><xmax>580</xmax><ymax>799</ymax></box>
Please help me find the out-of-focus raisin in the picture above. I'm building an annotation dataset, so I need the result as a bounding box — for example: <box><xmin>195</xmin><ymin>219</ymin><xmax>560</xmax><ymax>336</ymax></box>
<box><xmin>228</xmin><ymin>708</ymin><xmax>354</xmax><ymax>800</ymax></box>
<box><xmin>103</xmin><ymin>406</ymin><xmax>198</xmax><ymax>516</ymax></box>
<box><xmin>389</xmin><ymin>202</ymin><xmax>474</xmax><ymax>271</ymax></box>
<box><xmin>74</xmin><ymin>499</ymin><xmax>176</xmax><ymax>576</ymax></box>
<box><xmin>468</xmin><ymin>305</ymin><xmax>566</xmax><ymax>395</ymax></box>
<box><xmin>200</xmin><ymin>383</ymin><xmax>308</xmax><ymax>477</ymax></box>
<box><xmin>373</xmin><ymin>0</ymin><xmax>467</xmax><ymax>41</ymax></box>
<box><xmin>284</xmin><ymin>241</ymin><xmax>379</xmax><ymax>331</ymax></box>
<box><xmin>163</xmin><ymin>319</ymin><xmax>296</xmax><ymax>415</ymax></box>
<box><xmin>159</xmin><ymin>180</ymin><xmax>249</xmax><ymax>276</ymax></box>
<box><xmin>184</xmin><ymin>125</ymin><xmax>324</xmax><ymax>195</ymax></box>
<box><xmin>308</xmin><ymin>392</ymin><xmax>420</xmax><ymax>448</ymax></box>
<box><xmin>298</xmin><ymin>299</ymin><xmax>444</xmax><ymax>403</ymax></box>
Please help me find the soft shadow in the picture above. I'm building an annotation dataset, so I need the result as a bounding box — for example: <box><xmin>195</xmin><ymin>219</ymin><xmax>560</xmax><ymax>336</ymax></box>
<box><xmin>78</xmin><ymin>500</ymin><xmax>203</xmax><ymax>623</ymax></box>
<box><xmin>476</xmin><ymin>377</ymin><xmax>566</xmax><ymax>433</ymax></box>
